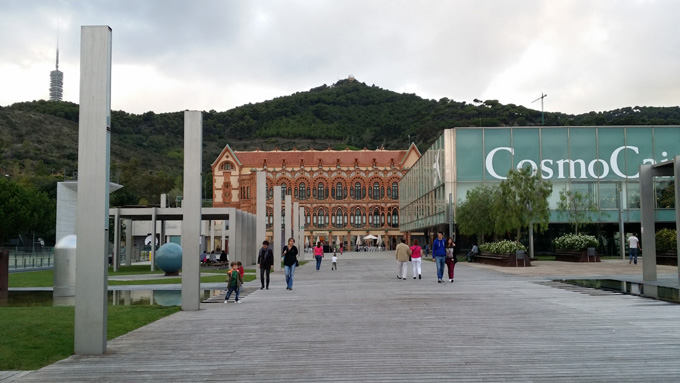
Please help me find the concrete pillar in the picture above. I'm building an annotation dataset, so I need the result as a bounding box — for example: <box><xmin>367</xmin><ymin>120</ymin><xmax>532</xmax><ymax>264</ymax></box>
<box><xmin>112</xmin><ymin>208</ymin><xmax>120</xmax><ymax>271</ymax></box>
<box><xmin>639</xmin><ymin>164</ymin><xmax>656</xmax><ymax>282</ymax></box>
<box><xmin>181</xmin><ymin>110</ymin><xmax>202</xmax><ymax>311</ymax></box>
<box><xmin>125</xmin><ymin>218</ymin><xmax>132</xmax><ymax>266</ymax></box>
<box><xmin>273</xmin><ymin>186</ymin><xmax>282</xmax><ymax>272</ymax></box>
<box><xmin>150</xmin><ymin>207</ymin><xmax>157</xmax><ymax>272</ymax></box>
<box><xmin>248</xmin><ymin>212</ymin><xmax>256</xmax><ymax>265</ymax></box>
<box><xmin>285</xmin><ymin>195</ymin><xmax>292</xmax><ymax>242</ymax></box>
<box><xmin>675</xmin><ymin>156</ymin><xmax>680</xmax><ymax>281</ymax></box>
<box><xmin>210</xmin><ymin>220</ymin><xmax>215</xmax><ymax>251</ymax></box>
<box><xmin>235</xmin><ymin>210</ymin><xmax>244</xmax><ymax>263</ymax></box>
<box><xmin>256</xmin><ymin>171</ymin><xmax>266</xmax><ymax>279</ymax></box>
<box><xmin>293</xmin><ymin>201</ymin><xmax>299</xmax><ymax>252</ymax></box>
<box><xmin>74</xmin><ymin>25</ymin><xmax>112</xmax><ymax>355</ymax></box>
<box><xmin>226</xmin><ymin>208</ymin><xmax>236</xmax><ymax>260</ymax></box>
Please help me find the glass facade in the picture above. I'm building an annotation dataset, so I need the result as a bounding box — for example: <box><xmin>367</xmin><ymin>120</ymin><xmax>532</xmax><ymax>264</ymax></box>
<box><xmin>400</xmin><ymin>126</ymin><xmax>680</xmax><ymax>233</ymax></box>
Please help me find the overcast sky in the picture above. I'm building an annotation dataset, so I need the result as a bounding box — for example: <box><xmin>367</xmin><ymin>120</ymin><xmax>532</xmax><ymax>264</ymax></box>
<box><xmin>1</xmin><ymin>0</ymin><xmax>679</xmax><ymax>115</ymax></box>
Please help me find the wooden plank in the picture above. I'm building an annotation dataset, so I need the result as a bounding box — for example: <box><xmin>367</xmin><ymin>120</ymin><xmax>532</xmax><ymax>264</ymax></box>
<box><xmin>13</xmin><ymin>254</ymin><xmax>680</xmax><ymax>382</ymax></box>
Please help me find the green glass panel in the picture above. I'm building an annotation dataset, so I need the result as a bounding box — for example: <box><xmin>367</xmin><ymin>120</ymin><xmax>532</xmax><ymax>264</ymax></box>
<box><xmin>599</xmin><ymin>182</ymin><xmax>618</xmax><ymax>210</ymax></box>
<box><xmin>539</xmin><ymin>128</ymin><xmax>569</xmax><ymax>180</ymax></box>
<box><xmin>568</xmin><ymin>128</ymin><xmax>597</xmax><ymax>180</ymax></box>
<box><xmin>511</xmin><ymin>128</ymin><xmax>541</xmax><ymax>174</ymax></box>
<box><xmin>597</xmin><ymin>127</ymin><xmax>625</xmax><ymax>180</ymax></box>
<box><xmin>456</xmin><ymin>129</ymin><xmax>484</xmax><ymax>181</ymax></box>
<box><xmin>654</xmin><ymin>127</ymin><xmax>680</xmax><ymax>162</ymax></box>
<box><xmin>625</xmin><ymin>127</ymin><xmax>653</xmax><ymax>178</ymax></box>
<box><xmin>483</xmin><ymin>128</ymin><xmax>512</xmax><ymax>180</ymax></box>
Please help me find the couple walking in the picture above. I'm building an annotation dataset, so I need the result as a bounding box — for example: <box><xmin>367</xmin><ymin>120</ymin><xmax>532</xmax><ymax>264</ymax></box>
<box><xmin>257</xmin><ymin>238</ymin><xmax>299</xmax><ymax>290</ymax></box>
<box><xmin>395</xmin><ymin>237</ymin><xmax>423</xmax><ymax>280</ymax></box>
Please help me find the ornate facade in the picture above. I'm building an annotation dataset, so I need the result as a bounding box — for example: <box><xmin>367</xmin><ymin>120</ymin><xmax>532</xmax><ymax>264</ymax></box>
<box><xmin>212</xmin><ymin>145</ymin><xmax>421</xmax><ymax>249</ymax></box>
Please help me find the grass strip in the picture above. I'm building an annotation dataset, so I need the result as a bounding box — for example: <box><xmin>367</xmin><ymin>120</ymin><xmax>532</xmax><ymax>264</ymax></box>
<box><xmin>0</xmin><ymin>305</ymin><xmax>179</xmax><ymax>370</ymax></box>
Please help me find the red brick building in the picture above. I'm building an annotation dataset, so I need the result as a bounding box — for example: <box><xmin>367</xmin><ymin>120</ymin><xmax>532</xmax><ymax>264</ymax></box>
<box><xmin>211</xmin><ymin>145</ymin><xmax>421</xmax><ymax>249</ymax></box>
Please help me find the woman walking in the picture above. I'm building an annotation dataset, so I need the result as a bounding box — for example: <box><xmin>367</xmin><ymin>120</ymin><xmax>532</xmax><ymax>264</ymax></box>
<box><xmin>282</xmin><ymin>237</ymin><xmax>299</xmax><ymax>290</ymax></box>
<box><xmin>313</xmin><ymin>241</ymin><xmax>324</xmax><ymax>271</ymax></box>
<box><xmin>445</xmin><ymin>237</ymin><xmax>457</xmax><ymax>283</ymax></box>
<box><xmin>410</xmin><ymin>239</ymin><xmax>423</xmax><ymax>280</ymax></box>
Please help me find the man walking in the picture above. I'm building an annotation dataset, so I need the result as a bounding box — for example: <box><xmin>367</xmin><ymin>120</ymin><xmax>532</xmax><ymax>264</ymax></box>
<box><xmin>628</xmin><ymin>233</ymin><xmax>641</xmax><ymax>265</ymax></box>
<box><xmin>432</xmin><ymin>231</ymin><xmax>447</xmax><ymax>283</ymax></box>
<box><xmin>395</xmin><ymin>237</ymin><xmax>411</xmax><ymax>280</ymax></box>
<box><xmin>257</xmin><ymin>240</ymin><xmax>274</xmax><ymax>289</ymax></box>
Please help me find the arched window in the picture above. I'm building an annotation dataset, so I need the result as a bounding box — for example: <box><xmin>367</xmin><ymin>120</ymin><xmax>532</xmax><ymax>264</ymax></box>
<box><xmin>391</xmin><ymin>208</ymin><xmax>399</xmax><ymax>227</ymax></box>
<box><xmin>354</xmin><ymin>182</ymin><xmax>362</xmax><ymax>200</ymax></box>
<box><xmin>335</xmin><ymin>182</ymin><xmax>343</xmax><ymax>200</ymax></box>
<box><xmin>371</xmin><ymin>208</ymin><xmax>382</xmax><ymax>228</ymax></box>
<box><xmin>281</xmin><ymin>183</ymin><xmax>287</xmax><ymax>198</ymax></box>
<box><xmin>372</xmin><ymin>182</ymin><xmax>380</xmax><ymax>200</ymax></box>
<box><xmin>298</xmin><ymin>182</ymin><xmax>306</xmax><ymax>200</ymax></box>
<box><xmin>317</xmin><ymin>208</ymin><xmax>327</xmax><ymax>228</ymax></box>
<box><xmin>334</xmin><ymin>208</ymin><xmax>346</xmax><ymax>227</ymax></box>
<box><xmin>221</xmin><ymin>162</ymin><xmax>233</xmax><ymax>171</ymax></box>
<box><xmin>391</xmin><ymin>182</ymin><xmax>398</xmax><ymax>199</ymax></box>
<box><xmin>317</xmin><ymin>182</ymin><xmax>325</xmax><ymax>200</ymax></box>
<box><xmin>352</xmin><ymin>208</ymin><xmax>364</xmax><ymax>228</ymax></box>
<box><xmin>266</xmin><ymin>209</ymin><xmax>273</xmax><ymax>229</ymax></box>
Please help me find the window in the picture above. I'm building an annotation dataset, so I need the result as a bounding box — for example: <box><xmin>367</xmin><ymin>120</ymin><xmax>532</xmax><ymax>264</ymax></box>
<box><xmin>354</xmin><ymin>182</ymin><xmax>362</xmax><ymax>200</ymax></box>
<box><xmin>317</xmin><ymin>182</ymin><xmax>325</xmax><ymax>200</ymax></box>
<box><xmin>372</xmin><ymin>182</ymin><xmax>380</xmax><ymax>200</ymax></box>
<box><xmin>221</xmin><ymin>162</ymin><xmax>233</xmax><ymax>171</ymax></box>
<box><xmin>281</xmin><ymin>183</ymin><xmax>288</xmax><ymax>198</ymax></box>
<box><xmin>298</xmin><ymin>182</ymin><xmax>307</xmax><ymax>200</ymax></box>
<box><xmin>334</xmin><ymin>208</ymin><xmax>346</xmax><ymax>227</ymax></box>
<box><xmin>390</xmin><ymin>208</ymin><xmax>399</xmax><ymax>228</ymax></box>
<box><xmin>335</xmin><ymin>182</ymin><xmax>343</xmax><ymax>200</ymax></box>
<box><xmin>317</xmin><ymin>208</ymin><xmax>328</xmax><ymax>228</ymax></box>
<box><xmin>391</xmin><ymin>182</ymin><xmax>398</xmax><ymax>199</ymax></box>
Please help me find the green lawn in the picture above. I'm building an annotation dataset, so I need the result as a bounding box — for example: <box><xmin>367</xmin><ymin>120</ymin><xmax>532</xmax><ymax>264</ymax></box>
<box><xmin>0</xmin><ymin>305</ymin><xmax>179</xmax><ymax>370</ymax></box>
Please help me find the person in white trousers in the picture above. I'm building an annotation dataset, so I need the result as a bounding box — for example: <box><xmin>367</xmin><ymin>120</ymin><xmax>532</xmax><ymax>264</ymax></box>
<box><xmin>410</xmin><ymin>239</ymin><xmax>423</xmax><ymax>279</ymax></box>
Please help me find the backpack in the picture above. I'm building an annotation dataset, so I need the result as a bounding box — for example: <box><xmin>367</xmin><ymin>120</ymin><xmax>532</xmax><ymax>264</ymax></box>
<box><xmin>229</xmin><ymin>270</ymin><xmax>239</xmax><ymax>287</ymax></box>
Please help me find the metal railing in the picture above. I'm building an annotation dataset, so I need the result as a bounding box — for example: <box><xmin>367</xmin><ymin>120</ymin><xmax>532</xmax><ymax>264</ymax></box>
<box><xmin>4</xmin><ymin>247</ymin><xmax>55</xmax><ymax>270</ymax></box>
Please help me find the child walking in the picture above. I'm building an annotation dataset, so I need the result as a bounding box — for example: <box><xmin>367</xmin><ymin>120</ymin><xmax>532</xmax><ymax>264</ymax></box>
<box><xmin>224</xmin><ymin>262</ymin><xmax>243</xmax><ymax>303</ymax></box>
<box><xmin>331</xmin><ymin>253</ymin><xmax>337</xmax><ymax>270</ymax></box>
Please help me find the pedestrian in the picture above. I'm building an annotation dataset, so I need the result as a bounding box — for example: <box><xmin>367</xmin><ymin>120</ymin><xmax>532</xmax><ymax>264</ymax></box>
<box><xmin>628</xmin><ymin>233</ymin><xmax>641</xmax><ymax>265</ymax></box>
<box><xmin>395</xmin><ymin>237</ymin><xmax>411</xmax><ymax>280</ymax></box>
<box><xmin>445</xmin><ymin>237</ymin><xmax>457</xmax><ymax>283</ymax></box>
<box><xmin>257</xmin><ymin>240</ymin><xmax>274</xmax><ymax>289</ymax></box>
<box><xmin>410</xmin><ymin>239</ymin><xmax>423</xmax><ymax>280</ymax></box>
<box><xmin>424</xmin><ymin>244</ymin><xmax>430</xmax><ymax>258</ymax></box>
<box><xmin>282</xmin><ymin>237</ymin><xmax>299</xmax><ymax>290</ymax></box>
<box><xmin>432</xmin><ymin>232</ymin><xmax>447</xmax><ymax>283</ymax></box>
<box><xmin>331</xmin><ymin>252</ymin><xmax>337</xmax><ymax>270</ymax></box>
<box><xmin>314</xmin><ymin>241</ymin><xmax>324</xmax><ymax>271</ymax></box>
<box><xmin>223</xmin><ymin>262</ymin><xmax>242</xmax><ymax>304</ymax></box>
<box><xmin>340</xmin><ymin>243</ymin><xmax>343</xmax><ymax>255</ymax></box>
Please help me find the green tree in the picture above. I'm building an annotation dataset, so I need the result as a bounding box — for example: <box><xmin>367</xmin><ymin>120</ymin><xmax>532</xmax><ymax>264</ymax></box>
<box><xmin>556</xmin><ymin>189</ymin><xmax>598</xmax><ymax>234</ymax></box>
<box><xmin>494</xmin><ymin>167</ymin><xmax>553</xmax><ymax>242</ymax></box>
<box><xmin>457</xmin><ymin>185</ymin><xmax>498</xmax><ymax>244</ymax></box>
<box><xmin>0</xmin><ymin>178</ymin><xmax>54</xmax><ymax>243</ymax></box>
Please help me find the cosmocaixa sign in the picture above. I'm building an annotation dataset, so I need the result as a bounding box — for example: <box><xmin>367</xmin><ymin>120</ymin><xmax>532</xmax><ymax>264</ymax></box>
<box><xmin>454</xmin><ymin>126</ymin><xmax>680</xmax><ymax>182</ymax></box>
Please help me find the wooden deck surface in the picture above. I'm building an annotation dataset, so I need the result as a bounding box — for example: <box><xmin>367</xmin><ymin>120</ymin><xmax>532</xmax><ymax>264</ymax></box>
<box><xmin>11</xmin><ymin>254</ymin><xmax>680</xmax><ymax>382</ymax></box>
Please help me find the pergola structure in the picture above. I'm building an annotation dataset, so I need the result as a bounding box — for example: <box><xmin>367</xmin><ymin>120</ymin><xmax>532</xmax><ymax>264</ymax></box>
<box><xmin>639</xmin><ymin>155</ymin><xmax>680</xmax><ymax>286</ymax></box>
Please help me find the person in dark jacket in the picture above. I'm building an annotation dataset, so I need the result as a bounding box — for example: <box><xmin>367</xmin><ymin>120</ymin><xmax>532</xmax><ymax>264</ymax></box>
<box><xmin>282</xmin><ymin>238</ymin><xmax>299</xmax><ymax>290</ymax></box>
<box><xmin>257</xmin><ymin>240</ymin><xmax>274</xmax><ymax>290</ymax></box>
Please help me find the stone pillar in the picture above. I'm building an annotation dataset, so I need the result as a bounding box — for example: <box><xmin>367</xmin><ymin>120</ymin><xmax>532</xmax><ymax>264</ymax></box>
<box><xmin>256</xmin><ymin>171</ymin><xmax>267</xmax><ymax>279</ymax></box>
<box><xmin>125</xmin><ymin>218</ymin><xmax>132</xmax><ymax>266</ymax></box>
<box><xmin>293</xmin><ymin>201</ymin><xmax>300</xmax><ymax>253</ymax></box>
<box><xmin>74</xmin><ymin>25</ymin><xmax>112</xmax><ymax>355</ymax></box>
<box><xmin>234</xmin><ymin>210</ymin><xmax>244</xmax><ymax>264</ymax></box>
<box><xmin>639</xmin><ymin>164</ymin><xmax>656</xmax><ymax>282</ymax></box>
<box><xmin>273</xmin><ymin>186</ymin><xmax>282</xmax><ymax>272</ymax></box>
<box><xmin>112</xmin><ymin>208</ymin><xmax>120</xmax><ymax>271</ymax></box>
<box><xmin>221</xmin><ymin>220</ymin><xmax>226</xmax><ymax>254</ymax></box>
<box><xmin>181</xmin><ymin>110</ymin><xmax>202</xmax><ymax>311</ymax></box>
<box><xmin>150</xmin><ymin>207</ymin><xmax>157</xmax><ymax>272</ymax></box>
<box><xmin>285</xmin><ymin>195</ymin><xmax>292</xmax><ymax>242</ymax></box>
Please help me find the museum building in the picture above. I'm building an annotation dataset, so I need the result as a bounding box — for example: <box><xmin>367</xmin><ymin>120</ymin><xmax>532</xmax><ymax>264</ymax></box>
<box><xmin>211</xmin><ymin>144</ymin><xmax>421</xmax><ymax>249</ymax></box>
<box><xmin>399</xmin><ymin>126</ymin><xmax>680</xmax><ymax>252</ymax></box>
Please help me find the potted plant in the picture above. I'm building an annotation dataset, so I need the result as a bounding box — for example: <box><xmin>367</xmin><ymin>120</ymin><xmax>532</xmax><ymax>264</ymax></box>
<box><xmin>479</xmin><ymin>240</ymin><xmax>527</xmax><ymax>254</ymax></box>
<box><xmin>552</xmin><ymin>234</ymin><xmax>598</xmax><ymax>252</ymax></box>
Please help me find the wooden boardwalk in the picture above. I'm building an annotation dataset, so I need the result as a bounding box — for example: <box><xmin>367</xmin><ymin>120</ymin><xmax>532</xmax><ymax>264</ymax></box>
<box><xmin>13</xmin><ymin>254</ymin><xmax>680</xmax><ymax>382</ymax></box>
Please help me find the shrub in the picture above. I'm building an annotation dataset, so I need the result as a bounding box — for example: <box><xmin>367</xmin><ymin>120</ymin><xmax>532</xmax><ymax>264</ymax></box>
<box><xmin>552</xmin><ymin>234</ymin><xmax>598</xmax><ymax>251</ymax></box>
<box><xmin>479</xmin><ymin>240</ymin><xmax>526</xmax><ymax>254</ymax></box>
<box><xmin>656</xmin><ymin>228</ymin><xmax>677</xmax><ymax>252</ymax></box>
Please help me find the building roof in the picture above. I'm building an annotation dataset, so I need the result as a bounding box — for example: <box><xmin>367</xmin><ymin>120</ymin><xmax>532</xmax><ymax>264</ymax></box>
<box><xmin>214</xmin><ymin>144</ymin><xmax>420</xmax><ymax>169</ymax></box>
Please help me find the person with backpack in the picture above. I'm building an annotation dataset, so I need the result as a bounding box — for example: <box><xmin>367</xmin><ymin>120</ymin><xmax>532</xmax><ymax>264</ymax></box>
<box><xmin>224</xmin><ymin>262</ymin><xmax>243</xmax><ymax>303</ymax></box>
<box><xmin>257</xmin><ymin>240</ymin><xmax>274</xmax><ymax>290</ymax></box>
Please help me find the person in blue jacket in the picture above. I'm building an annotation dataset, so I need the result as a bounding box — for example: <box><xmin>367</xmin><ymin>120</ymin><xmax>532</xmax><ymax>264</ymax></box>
<box><xmin>432</xmin><ymin>231</ymin><xmax>447</xmax><ymax>283</ymax></box>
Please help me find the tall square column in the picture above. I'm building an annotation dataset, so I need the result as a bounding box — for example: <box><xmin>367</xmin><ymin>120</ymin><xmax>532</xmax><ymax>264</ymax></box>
<box><xmin>273</xmin><ymin>186</ymin><xmax>282</xmax><ymax>271</ymax></box>
<box><xmin>181</xmin><ymin>111</ymin><xmax>202</xmax><ymax>311</ymax></box>
<box><xmin>75</xmin><ymin>25</ymin><xmax>112</xmax><ymax>355</ymax></box>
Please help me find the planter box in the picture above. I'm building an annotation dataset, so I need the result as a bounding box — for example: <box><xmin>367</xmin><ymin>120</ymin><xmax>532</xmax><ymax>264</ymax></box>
<box><xmin>555</xmin><ymin>249</ymin><xmax>600</xmax><ymax>263</ymax></box>
<box><xmin>475</xmin><ymin>252</ymin><xmax>531</xmax><ymax>267</ymax></box>
<box><xmin>656</xmin><ymin>252</ymin><xmax>678</xmax><ymax>266</ymax></box>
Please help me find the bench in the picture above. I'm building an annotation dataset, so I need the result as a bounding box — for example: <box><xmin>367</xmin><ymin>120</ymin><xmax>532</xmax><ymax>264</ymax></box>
<box><xmin>475</xmin><ymin>251</ymin><xmax>531</xmax><ymax>267</ymax></box>
<box><xmin>554</xmin><ymin>248</ymin><xmax>600</xmax><ymax>263</ymax></box>
<box><xmin>201</xmin><ymin>261</ymin><xmax>230</xmax><ymax>269</ymax></box>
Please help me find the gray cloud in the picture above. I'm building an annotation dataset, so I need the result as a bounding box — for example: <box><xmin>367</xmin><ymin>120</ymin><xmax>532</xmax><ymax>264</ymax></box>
<box><xmin>1</xmin><ymin>0</ymin><xmax>679</xmax><ymax>115</ymax></box>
